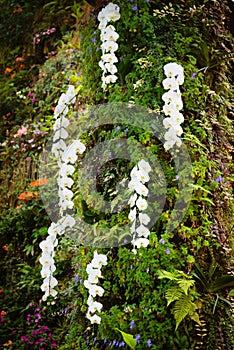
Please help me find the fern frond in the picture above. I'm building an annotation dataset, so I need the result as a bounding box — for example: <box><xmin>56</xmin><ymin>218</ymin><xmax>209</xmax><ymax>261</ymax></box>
<box><xmin>157</xmin><ymin>270</ymin><xmax>178</xmax><ymax>281</ymax></box>
<box><xmin>174</xmin><ymin>295</ymin><xmax>198</xmax><ymax>330</ymax></box>
<box><xmin>165</xmin><ymin>287</ymin><xmax>184</xmax><ymax>306</ymax></box>
<box><xmin>177</xmin><ymin>278</ymin><xmax>195</xmax><ymax>295</ymax></box>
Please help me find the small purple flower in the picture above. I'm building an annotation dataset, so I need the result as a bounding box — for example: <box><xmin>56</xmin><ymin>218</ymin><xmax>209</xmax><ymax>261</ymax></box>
<box><xmin>73</xmin><ymin>275</ymin><xmax>79</xmax><ymax>283</ymax></box>
<box><xmin>130</xmin><ymin>264</ymin><xmax>133</xmax><ymax>269</ymax></box>
<box><xmin>175</xmin><ymin>175</ymin><xmax>179</xmax><ymax>180</ymax></box>
<box><xmin>135</xmin><ymin>334</ymin><xmax>140</xmax><ymax>344</ymax></box>
<box><xmin>112</xmin><ymin>339</ymin><xmax>116</xmax><ymax>345</ymax></box>
<box><xmin>191</xmin><ymin>73</ymin><xmax>196</xmax><ymax>79</ymax></box>
<box><xmin>146</xmin><ymin>0</ymin><xmax>150</xmax><ymax>2</ymax></box>
<box><xmin>130</xmin><ymin>320</ymin><xmax>135</xmax><ymax>329</ymax></box>
<box><xmin>146</xmin><ymin>267</ymin><xmax>150</xmax><ymax>273</ymax></box>
<box><xmin>166</xmin><ymin>248</ymin><xmax>170</xmax><ymax>254</ymax></box>
<box><xmin>31</xmin><ymin>97</ymin><xmax>36</xmax><ymax>103</ymax></box>
<box><xmin>215</xmin><ymin>176</ymin><xmax>223</xmax><ymax>182</ymax></box>
<box><xmin>94</xmin><ymin>337</ymin><xmax>97</xmax><ymax>342</ymax></box>
<box><xmin>147</xmin><ymin>339</ymin><xmax>152</xmax><ymax>347</ymax></box>
<box><xmin>132</xmin><ymin>5</ymin><xmax>138</xmax><ymax>10</ymax></box>
<box><xmin>21</xmin><ymin>335</ymin><xmax>29</xmax><ymax>342</ymax></box>
<box><xmin>108</xmin><ymin>152</ymin><xmax>112</xmax><ymax>158</ymax></box>
<box><xmin>117</xmin><ymin>143</ymin><xmax>121</xmax><ymax>148</ymax></box>
<box><xmin>36</xmin><ymin>307</ymin><xmax>41</xmax><ymax>311</ymax></box>
<box><xmin>80</xmin><ymin>279</ymin><xmax>82</xmax><ymax>285</ymax></box>
<box><xmin>124</xmin><ymin>128</ymin><xmax>128</xmax><ymax>135</ymax></box>
<box><xmin>96</xmin><ymin>47</ymin><xmax>99</xmax><ymax>51</ymax></box>
<box><xmin>91</xmin><ymin>38</ymin><xmax>96</xmax><ymax>43</ymax></box>
<box><xmin>103</xmin><ymin>338</ymin><xmax>107</xmax><ymax>344</ymax></box>
<box><xmin>116</xmin><ymin>126</ymin><xmax>121</xmax><ymax>131</ymax></box>
<box><xmin>159</xmin><ymin>238</ymin><xmax>165</xmax><ymax>244</ymax></box>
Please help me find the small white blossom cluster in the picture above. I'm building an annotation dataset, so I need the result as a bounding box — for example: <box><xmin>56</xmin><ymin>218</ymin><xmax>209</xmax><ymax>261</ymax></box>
<box><xmin>51</xmin><ymin>85</ymin><xmax>86</xmax><ymax>214</ymax></box>
<box><xmin>128</xmin><ymin>160</ymin><xmax>152</xmax><ymax>249</ymax></box>
<box><xmin>84</xmin><ymin>251</ymin><xmax>108</xmax><ymax>324</ymax></box>
<box><xmin>40</xmin><ymin>85</ymin><xmax>85</xmax><ymax>301</ymax></box>
<box><xmin>52</xmin><ymin>85</ymin><xmax>76</xmax><ymax>158</ymax></box>
<box><xmin>162</xmin><ymin>62</ymin><xmax>185</xmax><ymax>151</ymax></box>
<box><xmin>97</xmin><ymin>3</ymin><xmax>120</xmax><ymax>89</ymax></box>
<box><xmin>39</xmin><ymin>216</ymin><xmax>75</xmax><ymax>301</ymax></box>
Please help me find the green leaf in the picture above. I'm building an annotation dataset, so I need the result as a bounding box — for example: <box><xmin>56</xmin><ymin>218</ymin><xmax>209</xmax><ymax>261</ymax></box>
<box><xmin>228</xmin><ymin>289</ymin><xmax>234</xmax><ymax>297</ymax></box>
<box><xmin>208</xmin><ymin>275</ymin><xmax>234</xmax><ymax>292</ymax></box>
<box><xmin>190</xmin><ymin>311</ymin><xmax>201</xmax><ymax>325</ymax></box>
<box><xmin>177</xmin><ymin>279</ymin><xmax>195</xmax><ymax>295</ymax></box>
<box><xmin>114</xmin><ymin>329</ymin><xmax>137</xmax><ymax>349</ymax></box>
<box><xmin>174</xmin><ymin>295</ymin><xmax>197</xmax><ymax>330</ymax></box>
<box><xmin>157</xmin><ymin>270</ymin><xmax>178</xmax><ymax>281</ymax></box>
<box><xmin>165</xmin><ymin>287</ymin><xmax>184</xmax><ymax>306</ymax></box>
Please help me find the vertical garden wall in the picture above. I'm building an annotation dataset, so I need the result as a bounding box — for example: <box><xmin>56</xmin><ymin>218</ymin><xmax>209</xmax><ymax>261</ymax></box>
<box><xmin>0</xmin><ymin>1</ymin><xmax>233</xmax><ymax>349</ymax></box>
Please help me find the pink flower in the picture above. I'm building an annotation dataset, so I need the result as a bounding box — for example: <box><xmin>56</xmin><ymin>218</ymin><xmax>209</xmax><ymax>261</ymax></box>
<box><xmin>14</xmin><ymin>126</ymin><xmax>27</xmax><ymax>137</ymax></box>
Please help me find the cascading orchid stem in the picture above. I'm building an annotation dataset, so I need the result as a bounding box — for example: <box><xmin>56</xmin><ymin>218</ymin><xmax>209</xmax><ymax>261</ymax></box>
<box><xmin>128</xmin><ymin>159</ymin><xmax>152</xmax><ymax>250</ymax></box>
<box><xmin>84</xmin><ymin>250</ymin><xmax>108</xmax><ymax>324</ymax></box>
<box><xmin>162</xmin><ymin>62</ymin><xmax>185</xmax><ymax>151</ymax></box>
<box><xmin>97</xmin><ymin>3</ymin><xmax>120</xmax><ymax>90</ymax></box>
<box><xmin>39</xmin><ymin>85</ymin><xmax>86</xmax><ymax>301</ymax></box>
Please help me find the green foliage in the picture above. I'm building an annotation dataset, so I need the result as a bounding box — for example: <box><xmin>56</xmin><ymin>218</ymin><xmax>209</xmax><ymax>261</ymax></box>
<box><xmin>0</xmin><ymin>0</ymin><xmax>233</xmax><ymax>349</ymax></box>
<box><xmin>115</xmin><ymin>328</ymin><xmax>137</xmax><ymax>349</ymax></box>
<box><xmin>158</xmin><ymin>269</ymin><xmax>200</xmax><ymax>330</ymax></box>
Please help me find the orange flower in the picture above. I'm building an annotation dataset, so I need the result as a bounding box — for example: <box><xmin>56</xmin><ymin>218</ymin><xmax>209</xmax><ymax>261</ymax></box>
<box><xmin>2</xmin><ymin>245</ymin><xmax>9</xmax><ymax>251</ymax></box>
<box><xmin>15</xmin><ymin>204</ymin><xmax>23</xmax><ymax>210</ymax></box>
<box><xmin>4</xmin><ymin>67</ymin><xmax>12</xmax><ymax>74</ymax></box>
<box><xmin>10</xmin><ymin>73</ymin><xmax>15</xmax><ymax>79</ymax></box>
<box><xmin>30</xmin><ymin>178</ymin><xmax>49</xmax><ymax>187</ymax></box>
<box><xmin>18</xmin><ymin>191</ymin><xmax>39</xmax><ymax>200</ymax></box>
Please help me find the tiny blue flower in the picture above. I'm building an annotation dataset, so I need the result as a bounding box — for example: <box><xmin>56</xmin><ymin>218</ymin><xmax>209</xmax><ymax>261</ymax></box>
<box><xmin>130</xmin><ymin>264</ymin><xmax>133</xmax><ymax>269</ymax></box>
<box><xmin>191</xmin><ymin>73</ymin><xmax>196</xmax><ymax>79</ymax></box>
<box><xmin>91</xmin><ymin>38</ymin><xmax>96</xmax><ymax>43</ymax></box>
<box><xmin>147</xmin><ymin>339</ymin><xmax>152</xmax><ymax>347</ymax></box>
<box><xmin>215</xmin><ymin>176</ymin><xmax>223</xmax><ymax>182</ymax></box>
<box><xmin>73</xmin><ymin>275</ymin><xmax>79</xmax><ymax>283</ymax></box>
<box><xmin>130</xmin><ymin>320</ymin><xmax>135</xmax><ymax>329</ymax></box>
<box><xmin>94</xmin><ymin>337</ymin><xmax>97</xmax><ymax>342</ymax></box>
<box><xmin>166</xmin><ymin>247</ymin><xmax>170</xmax><ymax>254</ymax></box>
<box><xmin>116</xmin><ymin>126</ymin><xmax>121</xmax><ymax>131</ymax></box>
<box><xmin>146</xmin><ymin>267</ymin><xmax>150</xmax><ymax>273</ymax></box>
<box><xmin>135</xmin><ymin>334</ymin><xmax>140</xmax><ymax>344</ymax></box>
<box><xmin>132</xmin><ymin>5</ymin><xmax>138</xmax><ymax>10</ymax></box>
<box><xmin>159</xmin><ymin>238</ymin><xmax>165</xmax><ymax>244</ymax></box>
<box><xmin>124</xmin><ymin>128</ymin><xmax>128</xmax><ymax>135</ymax></box>
<box><xmin>103</xmin><ymin>338</ymin><xmax>107</xmax><ymax>344</ymax></box>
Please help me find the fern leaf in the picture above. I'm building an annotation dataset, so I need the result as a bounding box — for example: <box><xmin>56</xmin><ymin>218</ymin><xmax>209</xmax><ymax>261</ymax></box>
<box><xmin>174</xmin><ymin>295</ymin><xmax>198</xmax><ymax>330</ymax></box>
<box><xmin>165</xmin><ymin>287</ymin><xmax>184</xmax><ymax>306</ymax></box>
<box><xmin>177</xmin><ymin>279</ymin><xmax>195</xmax><ymax>295</ymax></box>
<box><xmin>190</xmin><ymin>311</ymin><xmax>201</xmax><ymax>325</ymax></box>
<box><xmin>157</xmin><ymin>270</ymin><xmax>178</xmax><ymax>281</ymax></box>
